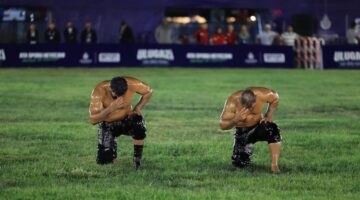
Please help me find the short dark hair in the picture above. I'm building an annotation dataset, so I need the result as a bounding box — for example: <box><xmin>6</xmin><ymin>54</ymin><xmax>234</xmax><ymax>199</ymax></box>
<box><xmin>110</xmin><ymin>77</ymin><xmax>128</xmax><ymax>96</ymax></box>
<box><xmin>240</xmin><ymin>89</ymin><xmax>256</xmax><ymax>108</ymax></box>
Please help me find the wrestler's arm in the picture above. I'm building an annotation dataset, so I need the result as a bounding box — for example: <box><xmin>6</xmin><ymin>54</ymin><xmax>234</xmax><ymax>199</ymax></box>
<box><xmin>128</xmin><ymin>78</ymin><xmax>153</xmax><ymax>114</ymax></box>
<box><xmin>89</xmin><ymin>88</ymin><xmax>110</xmax><ymax>125</ymax></box>
<box><xmin>259</xmin><ymin>88</ymin><xmax>279</xmax><ymax>123</ymax></box>
<box><xmin>219</xmin><ymin>97</ymin><xmax>237</xmax><ymax>130</ymax></box>
<box><xmin>89</xmin><ymin>88</ymin><xmax>128</xmax><ymax>125</ymax></box>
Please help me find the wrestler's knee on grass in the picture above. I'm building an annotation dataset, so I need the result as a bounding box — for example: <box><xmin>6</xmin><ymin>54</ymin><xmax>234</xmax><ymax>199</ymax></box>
<box><xmin>96</xmin><ymin>144</ymin><xmax>116</xmax><ymax>164</ymax></box>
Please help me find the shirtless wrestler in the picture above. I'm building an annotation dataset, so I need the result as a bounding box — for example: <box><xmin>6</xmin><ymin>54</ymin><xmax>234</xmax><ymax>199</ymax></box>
<box><xmin>219</xmin><ymin>87</ymin><xmax>281</xmax><ymax>173</ymax></box>
<box><xmin>89</xmin><ymin>76</ymin><xmax>153</xmax><ymax>169</ymax></box>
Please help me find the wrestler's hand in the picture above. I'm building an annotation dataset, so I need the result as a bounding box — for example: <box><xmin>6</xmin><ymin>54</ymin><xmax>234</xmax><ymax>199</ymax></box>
<box><xmin>260</xmin><ymin>114</ymin><xmax>272</xmax><ymax>124</ymax></box>
<box><xmin>233</xmin><ymin>107</ymin><xmax>250</xmax><ymax>123</ymax></box>
<box><xmin>109</xmin><ymin>97</ymin><xmax>128</xmax><ymax>110</ymax></box>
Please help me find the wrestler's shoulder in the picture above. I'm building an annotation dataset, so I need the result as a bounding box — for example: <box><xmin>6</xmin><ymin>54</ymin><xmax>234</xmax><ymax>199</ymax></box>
<box><xmin>124</xmin><ymin>76</ymin><xmax>150</xmax><ymax>90</ymax></box>
<box><xmin>96</xmin><ymin>80</ymin><xmax>110</xmax><ymax>86</ymax></box>
<box><xmin>248</xmin><ymin>86</ymin><xmax>275</xmax><ymax>92</ymax></box>
<box><xmin>228</xmin><ymin>91</ymin><xmax>242</xmax><ymax>101</ymax></box>
<box><xmin>93</xmin><ymin>80</ymin><xmax>109</xmax><ymax>93</ymax></box>
<box><xmin>229</xmin><ymin>87</ymin><xmax>273</xmax><ymax>98</ymax></box>
<box><xmin>247</xmin><ymin>87</ymin><xmax>276</xmax><ymax>96</ymax></box>
<box><xmin>123</xmin><ymin>76</ymin><xmax>140</xmax><ymax>82</ymax></box>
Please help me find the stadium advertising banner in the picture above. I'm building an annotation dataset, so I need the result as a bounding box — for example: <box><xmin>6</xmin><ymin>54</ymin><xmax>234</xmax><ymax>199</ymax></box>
<box><xmin>0</xmin><ymin>44</ymin><xmax>294</xmax><ymax>68</ymax></box>
<box><xmin>323</xmin><ymin>46</ymin><xmax>360</xmax><ymax>69</ymax></box>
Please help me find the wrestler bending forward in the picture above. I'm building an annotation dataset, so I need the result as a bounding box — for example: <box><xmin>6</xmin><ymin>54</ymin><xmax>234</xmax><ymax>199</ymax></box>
<box><xmin>89</xmin><ymin>76</ymin><xmax>152</xmax><ymax>169</ymax></box>
<box><xmin>220</xmin><ymin>87</ymin><xmax>281</xmax><ymax>173</ymax></box>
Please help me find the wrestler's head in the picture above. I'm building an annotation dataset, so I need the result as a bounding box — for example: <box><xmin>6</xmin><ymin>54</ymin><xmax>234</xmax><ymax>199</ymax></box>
<box><xmin>240</xmin><ymin>89</ymin><xmax>256</xmax><ymax>109</ymax></box>
<box><xmin>110</xmin><ymin>77</ymin><xmax>128</xmax><ymax>97</ymax></box>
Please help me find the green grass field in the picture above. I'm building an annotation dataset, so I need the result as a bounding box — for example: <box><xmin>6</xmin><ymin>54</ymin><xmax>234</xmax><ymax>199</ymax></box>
<box><xmin>0</xmin><ymin>68</ymin><xmax>360</xmax><ymax>200</ymax></box>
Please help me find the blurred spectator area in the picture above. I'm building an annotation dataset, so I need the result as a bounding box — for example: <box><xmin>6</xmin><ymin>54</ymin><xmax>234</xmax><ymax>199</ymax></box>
<box><xmin>164</xmin><ymin>7</ymin><xmax>269</xmax><ymax>44</ymax></box>
<box><xmin>0</xmin><ymin>2</ymin><xmax>358</xmax><ymax>45</ymax></box>
<box><xmin>0</xmin><ymin>6</ymin><xmax>48</xmax><ymax>43</ymax></box>
<box><xmin>0</xmin><ymin>5</ymin><xmax>274</xmax><ymax>44</ymax></box>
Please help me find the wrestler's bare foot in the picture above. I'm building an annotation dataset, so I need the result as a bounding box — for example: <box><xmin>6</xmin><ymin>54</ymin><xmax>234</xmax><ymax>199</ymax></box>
<box><xmin>271</xmin><ymin>164</ymin><xmax>280</xmax><ymax>173</ymax></box>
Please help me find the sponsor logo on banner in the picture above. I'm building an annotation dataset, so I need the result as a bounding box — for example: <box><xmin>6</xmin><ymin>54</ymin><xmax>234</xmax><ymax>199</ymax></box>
<box><xmin>137</xmin><ymin>49</ymin><xmax>174</xmax><ymax>65</ymax></box>
<box><xmin>19</xmin><ymin>52</ymin><xmax>65</xmax><ymax>63</ymax></box>
<box><xmin>263</xmin><ymin>53</ymin><xmax>286</xmax><ymax>63</ymax></box>
<box><xmin>333</xmin><ymin>51</ymin><xmax>360</xmax><ymax>67</ymax></box>
<box><xmin>334</xmin><ymin>51</ymin><xmax>360</xmax><ymax>62</ymax></box>
<box><xmin>186</xmin><ymin>52</ymin><xmax>233</xmax><ymax>63</ymax></box>
<box><xmin>0</xmin><ymin>49</ymin><xmax>6</xmax><ymax>61</ymax></box>
<box><xmin>98</xmin><ymin>53</ymin><xmax>121</xmax><ymax>63</ymax></box>
<box><xmin>79</xmin><ymin>52</ymin><xmax>93</xmax><ymax>64</ymax></box>
<box><xmin>244</xmin><ymin>52</ymin><xmax>258</xmax><ymax>64</ymax></box>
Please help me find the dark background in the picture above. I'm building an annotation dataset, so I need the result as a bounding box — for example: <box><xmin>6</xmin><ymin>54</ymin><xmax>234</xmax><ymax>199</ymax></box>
<box><xmin>0</xmin><ymin>0</ymin><xmax>358</xmax><ymax>43</ymax></box>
